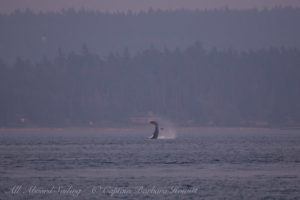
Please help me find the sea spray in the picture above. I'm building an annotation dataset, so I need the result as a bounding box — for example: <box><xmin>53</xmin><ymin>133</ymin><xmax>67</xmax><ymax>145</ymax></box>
<box><xmin>148</xmin><ymin>116</ymin><xmax>177</xmax><ymax>139</ymax></box>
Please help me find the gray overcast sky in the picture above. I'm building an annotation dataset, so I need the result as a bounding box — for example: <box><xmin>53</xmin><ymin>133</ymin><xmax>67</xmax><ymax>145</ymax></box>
<box><xmin>1</xmin><ymin>0</ymin><xmax>300</xmax><ymax>13</ymax></box>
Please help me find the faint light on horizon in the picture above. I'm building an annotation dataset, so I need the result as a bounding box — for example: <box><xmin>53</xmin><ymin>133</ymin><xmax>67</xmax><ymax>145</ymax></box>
<box><xmin>41</xmin><ymin>36</ymin><xmax>47</xmax><ymax>42</ymax></box>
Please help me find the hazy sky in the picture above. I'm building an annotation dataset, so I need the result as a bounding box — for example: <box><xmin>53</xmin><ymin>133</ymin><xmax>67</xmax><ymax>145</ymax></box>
<box><xmin>1</xmin><ymin>0</ymin><xmax>300</xmax><ymax>13</ymax></box>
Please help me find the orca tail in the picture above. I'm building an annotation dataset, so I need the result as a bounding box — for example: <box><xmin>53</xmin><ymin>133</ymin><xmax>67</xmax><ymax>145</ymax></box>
<box><xmin>149</xmin><ymin>121</ymin><xmax>159</xmax><ymax>139</ymax></box>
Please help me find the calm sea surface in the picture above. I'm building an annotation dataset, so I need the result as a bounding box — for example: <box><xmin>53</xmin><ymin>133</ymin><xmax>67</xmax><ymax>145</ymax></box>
<box><xmin>0</xmin><ymin>129</ymin><xmax>300</xmax><ymax>199</ymax></box>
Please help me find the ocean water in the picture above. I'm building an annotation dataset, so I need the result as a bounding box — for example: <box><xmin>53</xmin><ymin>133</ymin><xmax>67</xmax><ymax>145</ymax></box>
<box><xmin>0</xmin><ymin>129</ymin><xmax>300</xmax><ymax>199</ymax></box>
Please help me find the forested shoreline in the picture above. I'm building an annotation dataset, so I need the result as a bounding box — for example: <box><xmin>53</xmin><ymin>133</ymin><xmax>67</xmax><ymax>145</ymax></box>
<box><xmin>1</xmin><ymin>43</ymin><xmax>299</xmax><ymax>128</ymax></box>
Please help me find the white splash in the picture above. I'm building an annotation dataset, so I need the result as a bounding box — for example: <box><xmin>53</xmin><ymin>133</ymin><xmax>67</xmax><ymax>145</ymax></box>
<box><xmin>149</xmin><ymin>117</ymin><xmax>177</xmax><ymax>139</ymax></box>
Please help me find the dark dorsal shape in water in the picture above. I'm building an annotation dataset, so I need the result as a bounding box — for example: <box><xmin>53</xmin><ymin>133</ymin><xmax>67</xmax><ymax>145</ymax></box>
<box><xmin>149</xmin><ymin>121</ymin><xmax>159</xmax><ymax>139</ymax></box>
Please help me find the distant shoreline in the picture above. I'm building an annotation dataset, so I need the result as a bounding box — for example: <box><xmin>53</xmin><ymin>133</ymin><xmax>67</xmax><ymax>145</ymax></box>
<box><xmin>0</xmin><ymin>126</ymin><xmax>298</xmax><ymax>132</ymax></box>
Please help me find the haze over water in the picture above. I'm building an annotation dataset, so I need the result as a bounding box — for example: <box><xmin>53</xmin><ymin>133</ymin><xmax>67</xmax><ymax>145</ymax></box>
<box><xmin>1</xmin><ymin>0</ymin><xmax>300</xmax><ymax>199</ymax></box>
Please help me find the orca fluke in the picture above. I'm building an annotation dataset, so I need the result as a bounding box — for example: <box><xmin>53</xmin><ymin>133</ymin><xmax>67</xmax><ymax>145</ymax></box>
<box><xmin>149</xmin><ymin>121</ymin><xmax>159</xmax><ymax>139</ymax></box>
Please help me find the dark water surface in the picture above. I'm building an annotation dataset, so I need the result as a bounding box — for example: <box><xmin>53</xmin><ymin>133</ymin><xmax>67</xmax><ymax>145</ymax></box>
<box><xmin>1</xmin><ymin>129</ymin><xmax>300</xmax><ymax>199</ymax></box>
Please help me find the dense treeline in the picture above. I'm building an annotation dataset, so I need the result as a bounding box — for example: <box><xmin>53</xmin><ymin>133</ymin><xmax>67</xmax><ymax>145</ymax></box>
<box><xmin>1</xmin><ymin>7</ymin><xmax>300</xmax><ymax>62</ymax></box>
<box><xmin>1</xmin><ymin>43</ymin><xmax>300</xmax><ymax>127</ymax></box>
